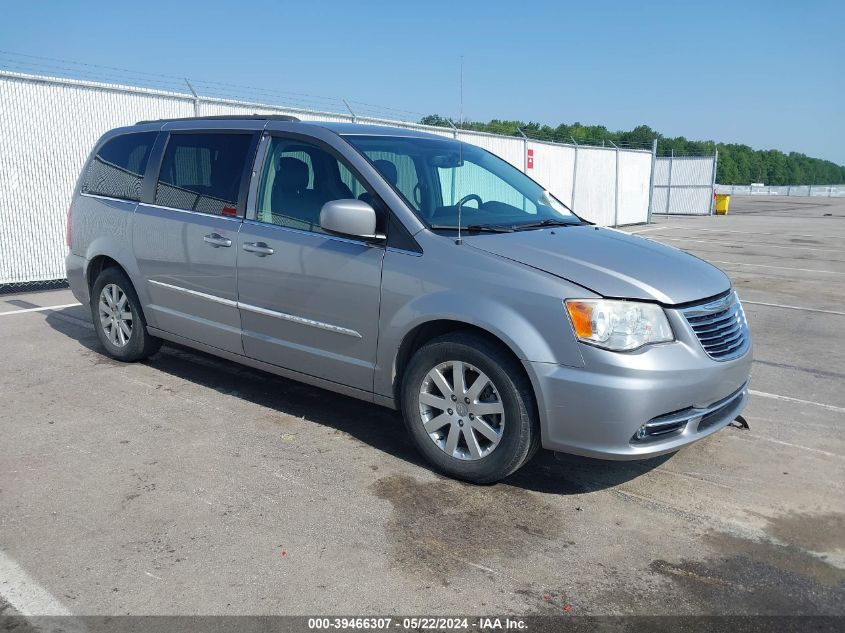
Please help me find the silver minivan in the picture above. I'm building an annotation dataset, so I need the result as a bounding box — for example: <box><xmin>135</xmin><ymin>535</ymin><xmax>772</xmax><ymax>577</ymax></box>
<box><xmin>66</xmin><ymin>115</ymin><xmax>752</xmax><ymax>483</ymax></box>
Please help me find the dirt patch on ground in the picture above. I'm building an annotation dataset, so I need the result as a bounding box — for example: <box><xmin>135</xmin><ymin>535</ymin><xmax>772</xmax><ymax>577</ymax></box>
<box><xmin>649</xmin><ymin>526</ymin><xmax>845</xmax><ymax>614</ymax></box>
<box><xmin>371</xmin><ymin>473</ymin><xmax>564</xmax><ymax>581</ymax></box>
<box><xmin>764</xmin><ymin>511</ymin><xmax>845</xmax><ymax>554</ymax></box>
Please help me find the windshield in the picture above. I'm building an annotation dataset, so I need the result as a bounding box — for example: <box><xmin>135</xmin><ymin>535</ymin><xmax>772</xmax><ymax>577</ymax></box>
<box><xmin>342</xmin><ymin>135</ymin><xmax>581</xmax><ymax>230</ymax></box>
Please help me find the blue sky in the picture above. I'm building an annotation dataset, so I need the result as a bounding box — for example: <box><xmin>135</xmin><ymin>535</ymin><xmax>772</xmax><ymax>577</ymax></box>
<box><xmin>1</xmin><ymin>0</ymin><xmax>843</xmax><ymax>163</ymax></box>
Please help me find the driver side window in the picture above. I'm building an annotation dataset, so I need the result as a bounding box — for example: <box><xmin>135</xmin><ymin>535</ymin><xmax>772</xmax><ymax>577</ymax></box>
<box><xmin>256</xmin><ymin>137</ymin><xmax>373</xmax><ymax>234</ymax></box>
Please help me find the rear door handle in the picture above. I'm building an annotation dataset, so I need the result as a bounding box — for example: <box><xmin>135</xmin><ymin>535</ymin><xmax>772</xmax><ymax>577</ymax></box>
<box><xmin>203</xmin><ymin>233</ymin><xmax>232</xmax><ymax>248</ymax></box>
<box><xmin>243</xmin><ymin>241</ymin><xmax>274</xmax><ymax>256</ymax></box>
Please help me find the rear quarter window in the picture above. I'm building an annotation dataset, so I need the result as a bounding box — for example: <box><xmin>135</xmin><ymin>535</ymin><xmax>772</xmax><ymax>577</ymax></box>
<box><xmin>81</xmin><ymin>132</ymin><xmax>157</xmax><ymax>201</ymax></box>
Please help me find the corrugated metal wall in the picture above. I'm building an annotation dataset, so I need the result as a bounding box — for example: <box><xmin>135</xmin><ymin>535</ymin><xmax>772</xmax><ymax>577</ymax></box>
<box><xmin>0</xmin><ymin>70</ymin><xmax>656</xmax><ymax>285</ymax></box>
<box><xmin>617</xmin><ymin>150</ymin><xmax>653</xmax><ymax>225</ymax></box>
<box><xmin>573</xmin><ymin>148</ymin><xmax>617</xmax><ymax>225</ymax></box>
<box><xmin>528</xmin><ymin>141</ymin><xmax>575</xmax><ymax>208</ymax></box>
<box><xmin>651</xmin><ymin>155</ymin><xmax>717</xmax><ymax>216</ymax></box>
<box><xmin>715</xmin><ymin>184</ymin><xmax>845</xmax><ymax>197</ymax></box>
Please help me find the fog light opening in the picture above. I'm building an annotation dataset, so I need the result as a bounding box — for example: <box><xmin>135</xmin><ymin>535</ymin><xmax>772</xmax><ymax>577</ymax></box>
<box><xmin>632</xmin><ymin>419</ymin><xmax>688</xmax><ymax>442</ymax></box>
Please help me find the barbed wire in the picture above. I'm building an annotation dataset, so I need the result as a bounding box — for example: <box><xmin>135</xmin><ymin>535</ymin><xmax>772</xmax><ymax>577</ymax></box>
<box><xmin>0</xmin><ymin>50</ymin><xmax>668</xmax><ymax>151</ymax></box>
<box><xmin>0</xmin><ymin>50</ymin><xmax>432</xmax><ymax>122</ymax></box>
<box><xmin>422</xmin><ymin>123</ymin><xmax>656</xmax><ymax>150</ymax></box>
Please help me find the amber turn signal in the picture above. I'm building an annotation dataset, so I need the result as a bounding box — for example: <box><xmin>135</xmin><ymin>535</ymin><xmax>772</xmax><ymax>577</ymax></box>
<box><xmin>565</xmin><ymin>300</ymin><xmax>594</xmax><ymax>338</ymax></box>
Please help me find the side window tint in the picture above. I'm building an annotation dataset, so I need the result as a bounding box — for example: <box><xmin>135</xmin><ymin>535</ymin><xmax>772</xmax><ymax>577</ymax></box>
<box><xmin>338</xmin><ymin>162</ymin><xmax>367</xmax><ymax>200</ymax></box>
<box><xmin>257</xmin><ymin>138</ymin><xmax>374</xmax><ymax>234</ymax></box>
<box><xmin>82</xmin><ymin>132</ymin><xmax>157</xmax><ymax>201</ymax></box>
<box><xmin>155</xmin><ymin>133</ymin><xmax>253</xmax><ymax>215</ymax></box>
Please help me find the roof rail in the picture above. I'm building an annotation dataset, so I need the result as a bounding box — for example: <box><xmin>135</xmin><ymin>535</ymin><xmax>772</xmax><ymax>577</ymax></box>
<box><xmin>136</xmin><ymin>114</ymin><xmax>301</xmax><ymax>124</ymax></box>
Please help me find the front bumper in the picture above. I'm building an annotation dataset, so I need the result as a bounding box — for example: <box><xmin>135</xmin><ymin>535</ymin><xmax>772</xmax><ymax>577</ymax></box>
<box><xmin>526</xmin><ymin>308</ymin><xmax>753</xmax><ymax>460</ymax></box>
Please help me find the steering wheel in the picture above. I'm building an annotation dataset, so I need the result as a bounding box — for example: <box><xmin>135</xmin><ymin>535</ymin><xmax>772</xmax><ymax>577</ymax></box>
<box><xmin>456</xmin><ymin>193</ymin><xmax>483</xmax><ymax>208</ymax></box>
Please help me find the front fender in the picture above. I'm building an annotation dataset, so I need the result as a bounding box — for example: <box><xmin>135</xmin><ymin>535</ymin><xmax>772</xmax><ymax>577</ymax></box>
<box><xmin>373</xmin><ymin>247</ymin><xmax>584</xmax><ymax>397</ymax></box>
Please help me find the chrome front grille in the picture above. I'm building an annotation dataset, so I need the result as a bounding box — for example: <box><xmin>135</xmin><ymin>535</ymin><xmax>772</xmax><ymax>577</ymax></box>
<box><xmin>682</xmin><ymin>291</ymin><xmax>749</xmax><ymax>361</ymax></box>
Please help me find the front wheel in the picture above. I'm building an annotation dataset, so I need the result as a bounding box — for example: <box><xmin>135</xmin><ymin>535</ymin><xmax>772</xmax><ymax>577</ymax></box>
<box><xmin>401</xmin><ymin>332</ymin><xmax>540</xmax><ymax>483</ymax></box>
<box><xmin>90</xmin><ymin>267</ymin><xmax>161</xmax><ymax>362</ymax></box>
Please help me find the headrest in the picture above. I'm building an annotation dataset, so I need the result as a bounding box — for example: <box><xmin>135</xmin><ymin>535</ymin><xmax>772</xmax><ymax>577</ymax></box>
<box><xmin>276</xmin><ymin>157</ymin><xmax>309</xmax><ymax>193</ymax></box>
<box><xmin>374</xmin><ymin>159</ymin><xmax>398</xmax><ymax>186</ymax></box>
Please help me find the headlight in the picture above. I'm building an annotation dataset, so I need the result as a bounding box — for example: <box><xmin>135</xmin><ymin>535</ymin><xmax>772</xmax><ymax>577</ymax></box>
<box><xmin>564</xmin><ymin>299</ymin><xmax>674</xmax><ymax>351</ymax></box>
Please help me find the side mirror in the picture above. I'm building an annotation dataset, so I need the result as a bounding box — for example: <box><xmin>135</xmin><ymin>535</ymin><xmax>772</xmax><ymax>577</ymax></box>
<box><xmin>320</xmin><ymin>199</ymin><xmax>383</xmax><ymax>240</ymax></box>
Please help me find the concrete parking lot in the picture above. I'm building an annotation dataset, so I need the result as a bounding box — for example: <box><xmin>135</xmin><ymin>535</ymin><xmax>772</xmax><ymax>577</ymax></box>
<box><xmin>1</xmin><ymin>196</ymin><xmax>843</xmax><ymax>616</ymax></box>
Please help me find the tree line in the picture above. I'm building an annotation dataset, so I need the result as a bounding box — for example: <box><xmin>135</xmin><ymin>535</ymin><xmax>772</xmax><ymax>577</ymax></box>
<box><xmin>419</xmin><ymin>115</ymin><xmax>845</xmax><ymax>185</ymax></box>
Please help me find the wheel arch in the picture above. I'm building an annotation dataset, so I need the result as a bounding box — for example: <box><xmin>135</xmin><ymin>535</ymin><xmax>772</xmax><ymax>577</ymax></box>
<box><xmin>86</xmin><ymin>254</ymin><xmax>126</xmax><ymax>293</ymax></box>
<box><xmin>391</xmin><ymin>318</ymin><xmax>539</xmax><ymax>417</ymax></box>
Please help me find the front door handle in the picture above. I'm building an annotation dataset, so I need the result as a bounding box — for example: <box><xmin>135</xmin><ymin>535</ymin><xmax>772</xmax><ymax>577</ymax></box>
<box><xmin>203</xmin><ymin>233</ymin><xmax>232</xmax><ymax>248</ymax></box>
<box><xmin>243</xmin><ymin>241</ymin><xmax>274</xmax><ymax>257</ymax></box>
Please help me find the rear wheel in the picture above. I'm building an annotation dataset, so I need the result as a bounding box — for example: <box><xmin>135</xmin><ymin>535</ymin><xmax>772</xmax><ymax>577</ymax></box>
<box><xmin>90</xmin><ymin>267</ymin><xmax>161</xmax><ymax>362</ymax></box>
<box><xmin>401</xmin><ymin>332</ymin><xmax>539</xmax><ymax>483</ymax></box>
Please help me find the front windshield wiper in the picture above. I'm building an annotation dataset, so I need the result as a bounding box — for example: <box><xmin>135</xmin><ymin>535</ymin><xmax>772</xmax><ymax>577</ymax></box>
<box><xmin>512</xmin><ymin>218</ymin><xmax>580</xmax><ymax>230</ymax></box>
<box><xmin>429</xmin><ymin>223</ymin><xmax>514</xmax><ymax>233</ymax></box>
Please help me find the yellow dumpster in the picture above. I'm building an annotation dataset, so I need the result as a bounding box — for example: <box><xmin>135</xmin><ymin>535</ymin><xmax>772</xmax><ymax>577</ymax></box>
<box><xmin>715</xmin><ymin>194</ymin><xmax>730</xmax><ymax>215</ymax></box>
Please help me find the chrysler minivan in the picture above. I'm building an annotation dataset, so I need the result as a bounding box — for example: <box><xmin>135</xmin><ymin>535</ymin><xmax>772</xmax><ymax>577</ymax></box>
<box><xmin>66</xmin><ymin>115</ymin><xmax>752</xmax><ymax>483</ymax></box>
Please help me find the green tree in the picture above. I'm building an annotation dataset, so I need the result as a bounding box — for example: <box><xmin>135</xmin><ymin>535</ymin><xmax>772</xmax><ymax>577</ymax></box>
<box><xmin>420</xmin><ymin>115</ymin><xmax>845</xmax><ymax>185</ymax></box>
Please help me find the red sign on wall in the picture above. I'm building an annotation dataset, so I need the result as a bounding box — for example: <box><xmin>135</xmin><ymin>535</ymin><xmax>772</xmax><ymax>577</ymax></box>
<box><xmin>527</xmin><ymin>148</ymin><xmax>534</xmax><ymax>169</ymax></box>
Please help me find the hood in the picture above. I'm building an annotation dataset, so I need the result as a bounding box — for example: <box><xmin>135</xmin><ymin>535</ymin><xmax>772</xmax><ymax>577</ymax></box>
<box><xmin>463</xmin><ymin>226</ymin><xmax>730</xmax><ymax>305</ymax></box>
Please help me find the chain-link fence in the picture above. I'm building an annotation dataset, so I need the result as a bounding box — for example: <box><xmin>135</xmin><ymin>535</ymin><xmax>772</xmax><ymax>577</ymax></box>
<box><xmin>0</xmin><ymin>69</ymin><xmax>657</xmax><ymax>287</ymax></box>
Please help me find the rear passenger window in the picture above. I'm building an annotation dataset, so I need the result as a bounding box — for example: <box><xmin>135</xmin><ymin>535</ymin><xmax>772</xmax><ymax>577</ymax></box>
<box><xmin>82</xmin><ymin>132</ymin><xmax>157</xmax><ymax>201</ymax></box>
<box><xmin>155</xmin><ymin>133</ymin><xmax>253</xmax><ymax>215</ymax></box>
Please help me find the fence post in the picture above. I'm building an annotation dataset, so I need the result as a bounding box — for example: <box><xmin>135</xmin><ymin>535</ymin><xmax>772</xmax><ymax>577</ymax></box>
<box><xmin>184</xmin><ymin>78</ymin><xmax>199</xmax><ymax>117</ymax></box>
<box><xmin>647</xmin><ymin>139</ymin><xmax>657</xmax><ymax>224</ymax></box>
<box><xmin>611</xmin><ymin>141</ymin><xmax>620</xmax><ymax>227</ymax></box>
<box><xmin>517</xmin><ymin>128</ymin><xmax>528</xmax><ymax>173</ymax></box>
<box><xmin>665</xmin><ymin>149</ymin><xmax>674</xmax><ymax>214</ymax></box>
<box><xmin>709</xmin><ymin>148</ymin><xmax>718</xmax><ymax>215</ymax></box>
<box><xmin>517</xmin><ymin>129</ymin><xmax>529</xmax><ymax>211</ymax></box>
<box><xmin>570</xmin><ymin>136</ymin><xmax>578</xmax><ymax>210</ymax></box>
<box><xmin>342</xmin><ymin>99</ymin><xmax>357</xmax><ymax>124</ymax></box>
<box><xmin>447</xmin><ymin>119</ymin><xmax>459</xmax><ymax>139</ymax></box>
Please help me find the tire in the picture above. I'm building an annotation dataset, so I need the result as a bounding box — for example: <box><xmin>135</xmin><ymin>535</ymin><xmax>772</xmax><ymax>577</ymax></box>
<box><xmin>90</xmin><ymin>266</ymin><xmax>161</xmax><ymax>362</ymax></box>
<box><xmin>401</xmin><ymin>332</ymin><xmax>540</xmax><ymax>484</ymax></box>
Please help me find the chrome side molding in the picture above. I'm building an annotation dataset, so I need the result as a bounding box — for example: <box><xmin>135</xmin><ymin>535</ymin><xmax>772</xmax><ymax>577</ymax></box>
<box><xmin>148</xmin><ymin>279</ymin><xmax>361</xmax><ymax>339</ymax></box>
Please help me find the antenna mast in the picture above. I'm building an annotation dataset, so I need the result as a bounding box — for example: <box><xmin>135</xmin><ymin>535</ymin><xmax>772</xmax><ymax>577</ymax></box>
<box><xmin>456</xmin><ymin>56</ymin><xmax>464</xmax><ymax>245</ymax></box>
<box><xmin>459</xmin><ymin>55</ymin><xmax>464</xmax><ymax>129</ymax></box>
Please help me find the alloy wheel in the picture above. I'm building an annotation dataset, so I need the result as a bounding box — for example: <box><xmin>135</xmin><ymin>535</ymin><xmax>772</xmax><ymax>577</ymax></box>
<box><xmin>418</xmin><ymin>360</ymin><xmax>505</xmax><ymax>461</ymax></box>
<box><xmin>98</xmin><ymin>283</ymin><xmax>133</xmax><ymax>348</ymax></box>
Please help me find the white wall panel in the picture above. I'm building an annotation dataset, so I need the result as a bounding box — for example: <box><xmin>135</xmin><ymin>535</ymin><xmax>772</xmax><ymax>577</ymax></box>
<box><xmin>572</xmin><ymin>148</ymin><xmax>616</xmax><ymax>225</ymax></box>
<box><xmin>652</xmin><ymin>156</ymin><xmax>715</xmax><ymax>215</ymax></box>
<box><xmin>529</xmin><ymin>142</ymin><xmax>575</xmax><ymax>207</ymax></box>
<box><xmin>670</xmin><ymin>157</ymin><xmax>714</xmax><ymax>186</ymax></box>
<box><xmin>455</xmin><ymin>131</ymin><xmax>524</xmax><ymax>169</ymax></box>
<box><xmin>197</xmin><ymin>98</ymin><xmax>351</xmax><ymax>123</ymax></box>
<box><xmin>616</xmin><ymin>151</ymin><xmax>652</xmax><ymax>225</ymax></box>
